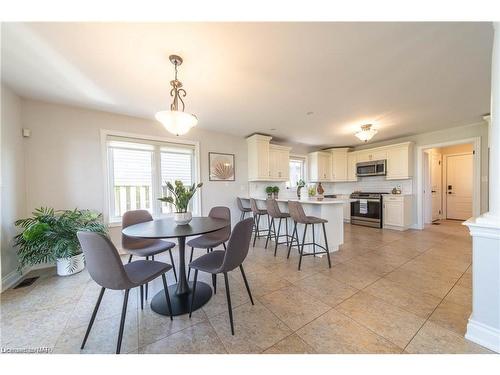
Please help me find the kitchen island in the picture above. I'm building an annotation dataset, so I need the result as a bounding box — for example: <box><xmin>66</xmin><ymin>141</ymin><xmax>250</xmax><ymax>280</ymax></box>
<box><xmin>238</xmin><ymin>196</ymin><xmax>346</xmax><ymax>254</ymax></box>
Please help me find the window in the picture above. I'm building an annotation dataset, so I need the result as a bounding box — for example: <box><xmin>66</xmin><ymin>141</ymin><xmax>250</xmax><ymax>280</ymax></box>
<box><xmin>287</xmin><ymin>157</ymin><xmax>305</xmax><ymax>188</ymax></box>
<box><xmin>106</xmin><ymin>135</ymin><xmax>199</xmax><ymax>223</ymax></box>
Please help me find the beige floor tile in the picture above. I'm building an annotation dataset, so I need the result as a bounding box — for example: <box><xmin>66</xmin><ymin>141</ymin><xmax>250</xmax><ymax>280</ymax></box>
<box><xmin>445</xmin><ymin>283</ymin><xmax>472</xmax><ymax>308</ymax></box>
<box><xmin>229</xmin><ymin>266</ymin><xmax>293</xmax><ymax>298</ymax></box>
<box><xmin>336</xmin><ymin>291</ymin><xmax>426</xmax><ymax>348</ymax></box>
<box><xmin>208</xmin><ymin>301</ymin><xmax>292</xmax><ymax>353</ymax></box>
<box><xmin>296</xmin><ymin>309</ymin><xmax>401</xmax><ymax>353</ymax></box>
<box><xmin>262</xmin><ymin>334</ymin><xmax>316</xmax><ymax>354</ymax></box>
<box><xmin>201</xmin><ymin>274</ymin><xmax>251</xmax><ymax>318</ymax></box>
<box><xmin>139</xmin><ymin>321</ymin><xmax>227</xmax><ymax>354</ymax></box>
<box><xmin>385</xmin><ymin>267</ymin><xmax>458</xmax><ymax>298</ymax></box>
<box><xmin>363</xmin><ymin>278</ymin><xmax>441</xmax><ymax>319</ymax></box>
<box><xmin>292</xmin><ymin>273</ymin><xmax>358</xmax><ymax>307</ymax></box>
<box><xmin>405</xmin><ymin>321</ymin><xmax>492</xmax><ymax>354</ymax></box>
<box><xmin>322</xmin><ymin>261</ymin><xmax>382</xmax><ymax>289</ymax></box>
<box><xmin>428</xmin><ymin>299</ymin><xmax>471</xmax><ymax>336</ymax></box>
<box><xmin>263</xmin><ymin>258</ymin><xmax>321</xmax><ymax>283</ymax></box>
<box><xmin>259</xmin><ymin>285</ymin><xmax>331</xmax><ymax>330</ymax></box>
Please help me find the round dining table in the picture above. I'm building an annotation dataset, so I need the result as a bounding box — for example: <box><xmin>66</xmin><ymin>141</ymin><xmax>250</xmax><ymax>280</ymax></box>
<box><xmin>122</xmin><ymin>216</ymin><xmax>229</xmax><ymax>316</ymax></box>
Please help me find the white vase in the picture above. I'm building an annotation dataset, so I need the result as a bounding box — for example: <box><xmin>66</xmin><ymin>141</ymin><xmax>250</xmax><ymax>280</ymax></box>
<box><xmin>56</xmin><ymin>253</ymin><xmax>85</xmax><ymax>276</ymax></box>
<box><xmin>174</xmin><ymin>211</ymin><xmax>192</xmax><ymax>225</ymax></box>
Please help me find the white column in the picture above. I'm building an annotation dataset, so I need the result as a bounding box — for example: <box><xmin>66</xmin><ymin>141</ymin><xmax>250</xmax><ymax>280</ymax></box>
<box><xmin>463</xmin><ymin>22</ymin><xmax>500</xmax><ymax>353</ymax></box>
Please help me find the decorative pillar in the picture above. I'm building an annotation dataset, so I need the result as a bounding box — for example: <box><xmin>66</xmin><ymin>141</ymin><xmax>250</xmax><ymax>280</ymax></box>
<box><xmin>463</xmin><ymin>22</ymin><xmax>500</xmax><ymax>353</ymax></box>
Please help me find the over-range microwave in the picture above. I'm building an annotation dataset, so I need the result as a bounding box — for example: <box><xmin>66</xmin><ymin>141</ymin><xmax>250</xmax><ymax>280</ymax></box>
<box><xmin>356</xmin><ymin>160</ymin><xmax>387</xmax><ymax>177</ymax></box>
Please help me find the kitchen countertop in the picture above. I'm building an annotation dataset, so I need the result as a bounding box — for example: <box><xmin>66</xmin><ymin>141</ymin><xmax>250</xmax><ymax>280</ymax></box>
<box><xmin>239</xmin><ymin>196</ymin><xmax>349</xmax><ymax>205</ymax></box>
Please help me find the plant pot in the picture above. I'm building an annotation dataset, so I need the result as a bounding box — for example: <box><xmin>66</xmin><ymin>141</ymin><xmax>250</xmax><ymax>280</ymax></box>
<box><xmin>266</xmin><ymin>193</ymin><xmax>272</xmax><ymax>199</ymax></box>
<box><xmin>273</xmin><ymin>192</ymin><xmax>279</xmax><ymax>199</ymax></box>
<box><xmin>56</xmin><ymin>253</ymin><xmax>85</xmax><ymax>276</ymax></box>
<box><xmin>174</xmin><ymin>211</ymin><xmax>192</xmax><ymax>225</ymax></box>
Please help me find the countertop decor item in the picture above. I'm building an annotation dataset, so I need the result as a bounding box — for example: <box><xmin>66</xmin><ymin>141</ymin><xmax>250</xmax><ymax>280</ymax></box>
<box><xmin>14</xmin><ymin>207</ymin><xmax>107</xmax><ymax>276</ymax></box>
<box><xmin>209</xmin><ymin>152</ymin><xmax>235</xmax><ymax>181</ymax></box>
<box><xmin>355</xmin><ymin>124</ymin><xmax>378</xmax><ymax>142</ymax></box>
<box><xmin>308</xmin><ymin>186</ymin><xmax>316</xmax><ymax>197</ymax></box>
<box><xmin>296</xmin><ymin>179</ymin><xmax>306</xmax><ymax>199</ymax></box>
<box><xmin>265</xmin><ymin>186</ymin><xmax>273</xmax><ymax>198</ymax></box>
<box><xmin>317</xmin><ymin>182</ymin><xmax>325</xmax><ymax>195</ymax></box>
<box><xmin>272</xmin><ymin>186</ymin><xmax>280</xmax><ymax>199</ymax></box>
<box><xmin>155</xmin><ymin>55</ymin><xmax>198</xmax><ymax>136</ymax></box>
<box><xmin>158</xmin><ymin>180</ymin><xmax>203</xmax><ymax>225</ymax></box>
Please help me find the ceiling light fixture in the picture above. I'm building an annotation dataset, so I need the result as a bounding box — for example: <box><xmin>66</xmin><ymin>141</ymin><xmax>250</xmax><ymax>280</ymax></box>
<box><xmin>155</xmin><ymin>55</ymin><xmax>198</xmax><ymax>136</ymax></box>
<box><xmin>355</xmin><ymin>124</ymin><xmax>378</xmax><ymax>142</ymax></box>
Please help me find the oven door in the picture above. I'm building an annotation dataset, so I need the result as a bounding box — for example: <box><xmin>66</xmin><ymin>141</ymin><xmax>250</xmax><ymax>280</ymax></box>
<box><xmin>351</xmin><ymin>199</ymin><xmax>382</xmax><ymax>226</ymax></box>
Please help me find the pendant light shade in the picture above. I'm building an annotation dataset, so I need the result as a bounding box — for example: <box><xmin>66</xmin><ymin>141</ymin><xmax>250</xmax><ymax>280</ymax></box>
<box><xmin>156</xmin><ymin>55</ymin><xmax>198</xmax><ymax>136</ymax></box>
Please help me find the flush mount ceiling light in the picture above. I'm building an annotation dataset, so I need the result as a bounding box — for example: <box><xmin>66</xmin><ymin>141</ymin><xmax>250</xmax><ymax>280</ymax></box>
<box><xmin>155</xmin><ymin>55</ymin><xmax>198</xmax><ymax>136</ymax></box>
<box><xmin>355</xmin><ymin>124</ymin><xmax>378</xmax><ymax>142</ymax></box>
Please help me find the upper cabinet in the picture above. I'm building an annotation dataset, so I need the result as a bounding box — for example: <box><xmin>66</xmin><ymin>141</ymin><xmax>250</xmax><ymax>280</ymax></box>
<box><xmin>327</xmin><ymin>148</ymin><xmax>351</xmax><ymax>182</ymax></box>
<box><xmin>386</xmin><ymin>142</ymin><xmax>414</xmax><ymax>180</ymax></box>
<box><xmin>308</xmin><ymin>151</ymin><xmax>332</xmax><ymax>182</ymax></box>
<box><xmin>347</xmin><ymin>152</ymin><xmax>358</xmax><ymax>181</ymax></box>
<box><xmin>247</xmin><ymin>134</ymin><xmax>291</xmax><ymax>181</ymax></box>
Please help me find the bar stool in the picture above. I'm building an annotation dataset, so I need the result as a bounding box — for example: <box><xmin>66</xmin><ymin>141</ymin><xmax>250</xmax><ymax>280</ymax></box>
<box><xmin>236</xmin><ymin>197</ymin><xmax>252</xmax><ymax>221</ymax></box>
<box><xmin>250</xmin><ymin>198</ymin><xmax>269</xmax><ymax>247</ymax></box>
<box><xmin>265</xmin><ymin>199</ymin><xmax>293</xmax><ymax>256</ymax></box>
<box><xmin>287</xmin><ymin>200</ymin><xmax>332</xmax><ymax>270</ymax></box>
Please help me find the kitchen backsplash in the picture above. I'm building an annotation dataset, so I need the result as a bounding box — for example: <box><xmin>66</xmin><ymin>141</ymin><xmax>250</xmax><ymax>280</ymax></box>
<box><xmin>249</xmin><ymin>176</ymin><xmax>412</xmax><ymax>198</ymax></box>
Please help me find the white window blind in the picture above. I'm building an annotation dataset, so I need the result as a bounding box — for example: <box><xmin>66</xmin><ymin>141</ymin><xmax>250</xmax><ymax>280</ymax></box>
<box><xmin>106</xmin><ymin>135</ymin><xmax>198</xmax><ymax>222</ymax></box>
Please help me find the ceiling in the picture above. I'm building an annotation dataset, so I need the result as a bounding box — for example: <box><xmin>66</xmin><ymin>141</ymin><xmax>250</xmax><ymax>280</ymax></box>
<box><xmin>1</xmin><ymin>22</ymin><xmax>493</xmax><ymax>147</ymax></box>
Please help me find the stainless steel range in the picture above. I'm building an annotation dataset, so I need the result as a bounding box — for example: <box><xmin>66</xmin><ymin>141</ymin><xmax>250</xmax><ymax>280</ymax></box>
<box><xmin>350</xmin><ymin>192</ymin><xmax>387</xmax><ymax>228</ymax></box>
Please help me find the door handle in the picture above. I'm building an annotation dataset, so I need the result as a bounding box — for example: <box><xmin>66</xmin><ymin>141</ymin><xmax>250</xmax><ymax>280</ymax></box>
<box><xmin>448</xmin><ymin>192</ymin><xmax>453</xmax><ymax>194</ymax></box>
<box><xmin>431</xmin><ymin>190</ymin><xmax>437</xmax><ymax>193</ymax></box>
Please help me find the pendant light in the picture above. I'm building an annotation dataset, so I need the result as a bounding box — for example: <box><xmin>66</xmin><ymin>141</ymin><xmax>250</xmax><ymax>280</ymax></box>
<box><xmin>155</xmin><ymin>55</ymin><xmax>198</xmax><ymax>136</ymax></box>
<box><xmin>355</xmin><ymin>124</ymin><xmax>378</xmax><ymax>142</ymax></box>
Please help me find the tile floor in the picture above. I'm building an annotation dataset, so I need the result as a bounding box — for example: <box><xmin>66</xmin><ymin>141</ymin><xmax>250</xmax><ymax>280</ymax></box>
<box><xmin>0</xmin><ymin>220</ymin><xmax>493</xmax><ymax>354</ymax></box>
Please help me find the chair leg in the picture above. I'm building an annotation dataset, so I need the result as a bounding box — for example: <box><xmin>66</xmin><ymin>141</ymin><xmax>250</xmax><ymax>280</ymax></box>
<box><xmin>81</xmin><ymin>287</ymin><xmax>105</xmax><ymax>350</ymax></box>
<box><xmin>265</xmin><ymin>217</ymin><xmax>273</xmax><ymax>249</ymax></box>
<box><xmin>140</xmin><ymin>285</ymin><xmax>144</xmax><ymax>310</ymax></box>
<box><xmin>168</xmin><ymin>249</ymin><xmax>178</xmax><ymax>282</ymax></box>
<box><xmin>116</xmin><ymin>289</ymin><xmax>130</xmax><ymax>354</ymax></box>
<box><xmin>322</xmin><ymin>222</ymin><xmax>332</xmax><ymax>268</ymax></box>
<box><xmin>187</xmin><ymin>247</ymin><xmax>194</xmax><ymax>280</ymax></box>
<box><xmin>253</xmin><ymin>214</ymin><xmax>260</xmax><ymax>247</ymax></box>
<box><xmin>127</xmin><ymin>255</ymin><xmax>133</xmax><ymax>263</ymax></box>
<box><xmin>240</xmin><ymin>212</ymin><xmax>244</xmax><ymax>221</ymax></box>
<box><xmin>161</xmin><ymin>274</ymin><xmax>173</xmax><ymax>320</ymax></box>
<box><xmin>223</xmin><ymin>272</ymin><xmax>235</xmax><ymax>335</ymax></box>
<box><xmin>274</xmin><ymin>218</ymin><xmax>282</xmax><ymax>256</ymax></box>
<box><xmin>189</xmin><ymin>269</ymin><xmax>198</xmax><ymax>318</ymax></box>
<box><xmin>212</xmin><ymin>274</ymin><xmax>217</xmax><ymax>294</ymax></box>
<box><xmin>145</xmin><ymin>257</ymin><xmax>149</xmax><ymax>300</ymax></box>
<box><xmin>223</xmin><ymin>242</ymin><xmax>226</xmax><ymax>250</ymax></box>
<box><xmin>287</xmin><ymin>222</ymin><xmax>297</xmax><ymax>259</ymax></box>
<box><xmin>312</xmin><ymin>224</ymin><xmax>316</xmax><ymax>257</ymax></box>
<box><xmin>239</xmin><ymin>265</ymin><xmax>254</xmax><ymax>305</ymax></box>
<box><xmin>298</xmin><ymin>224</ymin><xmax>308</xmax><ymax>271</ymax></box>
<box><xmin>285</xmin><ymin>217</ymin><xmax>289</xmax><ymax>247</ymax></box>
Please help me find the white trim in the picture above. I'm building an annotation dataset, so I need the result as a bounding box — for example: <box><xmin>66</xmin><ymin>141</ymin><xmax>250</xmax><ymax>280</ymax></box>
<box><xmin>416</xmin><ymin>137</ymin><xmax>481</xmax><ymax>230</ymax></box>
<box><xmin>1</xmin><ymin>269</ymin><xmax>21</xmax><ymax>292</ymax></box>
<box><xmin>100</xmin><ymin>129</ymin><xmax>201</xmax><ymax>224</ymax></box>
<box><xmin>466</xmin><ymin>317</ymin><xmax>500</xmax><ymax>353</ymax></box>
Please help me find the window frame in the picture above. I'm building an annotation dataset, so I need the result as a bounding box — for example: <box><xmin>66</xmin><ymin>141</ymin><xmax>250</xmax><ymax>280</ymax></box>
<box><xmin>101</xmin><ymin>129</ymin><xmax>201</xmax><ymax>226</ymax></box>
<box><xmin>287</xmin><ymin>154</ymin><xmax>307</xmax><ymax>189</ymax></box>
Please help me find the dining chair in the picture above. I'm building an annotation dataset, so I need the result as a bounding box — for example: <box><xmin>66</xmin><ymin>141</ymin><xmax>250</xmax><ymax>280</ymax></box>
<box><xmin>77</xmin><ymin>231</ymin><xmax>174</xmax><ymax>354</ymax></box>
<box><xmin>188</xmin><ymin>217</ymin><xmax>254</xmax><ymax>335</ymax></box>
<box><xmin>265</xmin><ymin>198</ymin><xmax>292</xmax><ymax>255</ymax></box>
<box><xmin>250</xmin><ymin>198</ymin><xmax>269</xmax><ymax>247</ymax></box>
<box><xmin>122</xmin><ymin>210</ymin><xmax>177</xmax><ymax>306</ymax></box>
<box><xmin>187</xmin><ymin>206</ymin><xmax>231</xmax><ymax>280</ymax></box>
<box><xmin>236</xmin><ymin>197</ymin><xmax>252</xmax><ymax>221</ymax></box>
<box><xmin>287</xmin><ymin>200</ymin><xmax>332</xmax><ymax>270</ymax></box>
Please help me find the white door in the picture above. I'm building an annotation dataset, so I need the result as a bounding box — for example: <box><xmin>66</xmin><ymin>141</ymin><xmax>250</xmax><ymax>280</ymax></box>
<box><xmin>430</xmin><ymin>153</ymin><xmax>442</xmax><ymax>221</ymax></box>
<box><xmin>446</xmin><ymin>153</ymin><xmax>473</xmax><ymax>220</ymax></box>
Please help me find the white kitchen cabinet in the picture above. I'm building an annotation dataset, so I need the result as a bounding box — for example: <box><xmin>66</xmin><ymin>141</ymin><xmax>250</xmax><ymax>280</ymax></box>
<box><xmin>383</xmin><ymin>195</ymin><xmax>412</xmax><ymax>230</ymax></box>
<box><xmin>308</xmin><ymin>151</ymin><xmax>332</xmax><ymax>182</ymax></box>
<box><xmin>347</xmin><ymin>152</ymin><xmax>358</xmax><ymax>181</ymax></box>
<box><xmin>329</xmin><ymin>148</ymin><xmax>350</xmax><ymax>182</ymax></box>
<box><xmin>269</xmin><ymin>144</ymin><xmax>291</xmax><ymax>181</ymax></box>
<box><xmin>386</xmin><ymin>142</ymin><xmax>413</xmax><ymax>180</ymax></box>
<box><xmin>247</xmin><ymin>134</ymin><xmax>272</xmax><ymax>181</ymax></box>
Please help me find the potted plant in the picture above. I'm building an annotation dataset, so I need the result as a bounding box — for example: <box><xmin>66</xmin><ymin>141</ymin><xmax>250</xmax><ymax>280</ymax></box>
<box><xmin>272</xmin><ymin>186</ymin><xmax>280</xmax><ymax>199</ymax></box>
<box><xmin>296</xmin><ymin>179</ymin><xmax>305</xmax><ymax>198</ymax></box>
<box><xmin>308</xmin><ymin>186</ymin><xmax>316</xmax><ymax>197</ymax></box>
<box><xmin>14</xmin><ymin>207</ymin><xmax>107</xmax><ymax>276</ymax></box>
<box><xmin>158</xmin><ymin>180</ymin><xmax>203</xmax><ymax>225</ymax></box>
<box><xmin>265</xmin><ymin>186</ymin><xmax>274</xmax><ymax>199</ymax></box>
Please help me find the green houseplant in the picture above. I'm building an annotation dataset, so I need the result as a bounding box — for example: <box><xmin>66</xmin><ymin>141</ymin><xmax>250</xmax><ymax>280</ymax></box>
<box><xmin>158</xmin><ymin>180</ymin><xmax>203</xmax><ymax>225</ymax></box>
<box><xmin>14</xmin><ymin>207</ymin><xmax>107</xmax><ymax>276</ymax></box>
<box><xmin>272</xmin><ymin>186</ymin><xmax>280</xmax><ymax>199</ymax></box>
<box><xmin>265</xmin><ymin>186</ymin><xmax>273</xmax><ymax>198</ymax></box>
<box><xmin>296</xmin><ymin>179</ymin><xmax>306</xmax><ymax>198</ymax></box>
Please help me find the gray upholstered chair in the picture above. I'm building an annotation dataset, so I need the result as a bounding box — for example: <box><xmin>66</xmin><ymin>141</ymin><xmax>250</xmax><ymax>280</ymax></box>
<box><xmin>265</xmin><ymin>199</ymin><xmax>292</xmax><ymax>255</ymax></box>
<box><xmin>250</xmin><ymin>198</ymin><xmax>269</xmax><ymax>247</ymax></box>
<box><xmin>77</xmin><ymin>231</ymin><xmax>173</xmax><ymax>354</ymax></box>
<box><xmin>236</xmin><ymin>197</ymin><xmax>252</xmax><ymax>221</ymax></box>
<box><xmin>187</xmin><ymin>206</ymin><xmax>231</xmax><ymax>280</ymax></box>
<box><xmin>287</xmin><ymin>201</ymin><xmax>332</xmax><ymax>270</ymax></box>
<box><xmin>122</xmin><ymin>210</ymin><xmax>177</xmax><ymax>305</ymax></box>
<box><xmin>188</xmin><ymin>217</ymin><xmax>254</xmax><ymax>335</ymax></box>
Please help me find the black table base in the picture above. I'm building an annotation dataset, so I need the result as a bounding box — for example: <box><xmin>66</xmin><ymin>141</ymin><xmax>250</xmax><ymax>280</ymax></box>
<box><xmin>151</xmin><ymin>281</ymin><xmax>213</xmax><ymax>316</ymax></box>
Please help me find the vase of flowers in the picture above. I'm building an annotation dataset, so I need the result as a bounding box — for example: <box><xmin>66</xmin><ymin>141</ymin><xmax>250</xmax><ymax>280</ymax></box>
<box><xmin>158</xmin><ymin>180</ymin><xmax>203</xmax><ymax>225</ymax></box>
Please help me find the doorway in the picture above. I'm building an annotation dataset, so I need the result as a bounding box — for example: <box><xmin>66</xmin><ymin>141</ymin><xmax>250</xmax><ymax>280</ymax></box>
<box><xmin>443</xmin><ymin>147</ymin><xmax>474</xmax><ymax>220</ymax></box>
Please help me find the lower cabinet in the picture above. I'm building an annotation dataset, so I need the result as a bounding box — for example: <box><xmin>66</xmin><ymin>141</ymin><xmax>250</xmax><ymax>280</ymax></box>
<box><xmin>383</xmin><ymin>195</ymin><xmax>412</xmax><ymax>231</ymax></box>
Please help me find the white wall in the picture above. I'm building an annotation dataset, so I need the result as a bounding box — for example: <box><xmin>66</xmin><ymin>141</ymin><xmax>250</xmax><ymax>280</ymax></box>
<box><xmin>20</xmin><ymin>99</ymin><xmax>249</xmax><ymax>249</ymax></box>
<box><xmin>1</xmin><ymin>85</ymin><xmax>26</xmax><ymax>288</ymax></box>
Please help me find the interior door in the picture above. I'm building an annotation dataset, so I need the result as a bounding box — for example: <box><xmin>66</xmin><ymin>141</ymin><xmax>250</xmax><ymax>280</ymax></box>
<box><xmin>446</xmin><ymin>153</ymin><xmax>473</xmax><ymax>220</ymax></box>
<box><xmin>430</xmin><ymin>153</ymin><xmax>442</xmax><ymax>221</ymax></box>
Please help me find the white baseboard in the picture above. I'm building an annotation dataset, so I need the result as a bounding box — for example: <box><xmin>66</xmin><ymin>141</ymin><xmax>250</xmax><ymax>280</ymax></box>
<box><xmin>1</xmin><ymin>263</ymin><xmax>55</xmax><ymax>293</ymax></box>
<box><xmin>465</xmin><ymin>317</ymin><xmax>500</xmax><ymax>353</ymax></box>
